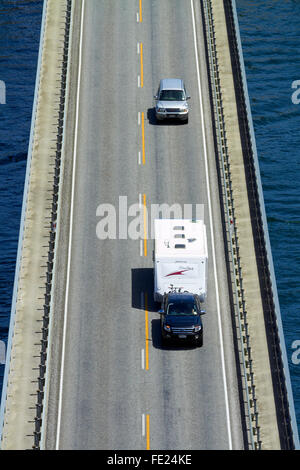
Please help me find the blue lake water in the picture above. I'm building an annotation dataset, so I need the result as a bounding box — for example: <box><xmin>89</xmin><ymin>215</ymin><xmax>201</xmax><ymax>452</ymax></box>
<box><xmin>236</xmin><ymin>0</ymin><xmax>300</xmax><ymax>432</ymax></box>
<box><xmin>0</xmin><ymin>0</ymin><xmax>299</xmax><ymax>438</ymax></box>
<box><xmin>0</xmin><ymin>0</ymin><xmax>43</xmax><ymax>385</ymax></box>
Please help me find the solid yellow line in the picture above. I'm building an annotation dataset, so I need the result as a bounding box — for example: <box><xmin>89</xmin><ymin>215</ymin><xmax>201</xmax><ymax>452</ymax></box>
<box><xmin>143</xmin><ymin>193</ymin><xmax>147</xmax><ymax>256</ymax></box>
<box><xmin>145</xmin><ymin>292</ymin><xmax>149</xmax><ymax>370</ymax></box>
<box><xmin>139</xmin><ymin>0</ymin><xmax>143</xmax><ymax>23</ymax></box>
<box><xmin>146</xmin><ymin>414</ymin><xmax>150</xmax><ymax>450</ymax></box>
<box><xmin>141</xmin><ymin>111</ymin><xmax>145</xmax><ymax>165</ymax></box>
<box><xmin>140</xmin><ymin>42</ymin><xmax>144</xmax><ymax>88</ymax></box>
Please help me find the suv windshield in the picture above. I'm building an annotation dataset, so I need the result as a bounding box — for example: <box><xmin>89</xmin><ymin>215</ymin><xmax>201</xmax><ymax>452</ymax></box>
<box><xmin>167</xmin><ymin>301</ymin><xmax>197</xmax><ymax>316</ymax></box>
<box><xmin>159</xmin><ymin>90</ymin><xmax>184</xmax><ymax>101</ymax></box>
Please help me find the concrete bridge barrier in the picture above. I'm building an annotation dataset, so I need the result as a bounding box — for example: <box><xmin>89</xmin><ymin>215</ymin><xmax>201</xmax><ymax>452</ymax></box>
<box><xmin>0</xmin><ymin>0</ymin><xmax>71</xmax><ymax>450</ymax></box>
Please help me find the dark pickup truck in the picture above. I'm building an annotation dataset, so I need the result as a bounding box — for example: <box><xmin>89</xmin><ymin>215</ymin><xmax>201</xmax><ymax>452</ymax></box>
<box><xmin>159</xmin><ymin>292</ymin><xmax>205</xmax><ymax>347</ymax></box>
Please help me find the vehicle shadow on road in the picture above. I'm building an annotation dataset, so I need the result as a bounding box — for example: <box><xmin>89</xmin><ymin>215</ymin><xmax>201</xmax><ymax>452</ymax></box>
<box><xmin>147</xmin><ymin>108</ymin><xmax>187</xmax><ymax>126</ymax></box>
<box><xmin>131</xmin><ymin>267</ymin><xmax>160</xmax><ymax>313</ymax></box>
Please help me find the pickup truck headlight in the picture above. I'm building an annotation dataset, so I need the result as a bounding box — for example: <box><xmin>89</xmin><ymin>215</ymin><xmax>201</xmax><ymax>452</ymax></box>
<box><xmin>157</xmin><ymin>107</ymin><xmax>165</xmax><ymax>113</ymax></box>
<box><xmin>164</xmin><ymin>324</ymin><xmax>171</xmax><ymax>332</ymax></box>
<box><xmin>194</xmin><ymin>325</ymin><xmax>202</xmax><ymax>332</ymax></box>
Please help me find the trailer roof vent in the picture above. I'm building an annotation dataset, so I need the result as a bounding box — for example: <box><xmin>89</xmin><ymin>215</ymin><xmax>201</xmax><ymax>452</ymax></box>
<box><xmin>174</xmin><ymin>244</ymin><xmax>186</xmax><ymax>249</ymax></box>
<box><xmin>174</xmin><ymin>234</ymin><xmax>185</xmax><ymax>239</ymax></box>
<box><xmin>173</xmin><ymin>226</ymin><xmax>184</xmax><ymax>231</ymax></box>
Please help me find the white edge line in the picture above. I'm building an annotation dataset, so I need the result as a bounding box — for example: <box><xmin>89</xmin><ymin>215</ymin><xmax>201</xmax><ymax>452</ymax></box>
<box><xmin>191</xmin><ymin>0</ymin><xmax>233</xmax><ymax>449</ymax></box>
<box><xmin>55</xmin><ymin>0</ymin><xmax>85</xmax><ymax>450</ymax></box>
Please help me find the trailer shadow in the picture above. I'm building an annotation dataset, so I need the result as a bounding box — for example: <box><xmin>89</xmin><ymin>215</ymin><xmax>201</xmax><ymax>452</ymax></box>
<box><xmin>131</xmin><ymin>268</ymin><xmax>199</xmax><ymax>350</ymax></box>
<box><xmin>131</xmin><ymin>267</ymin><xmax>159</xmax><ymax>313</ymax></box>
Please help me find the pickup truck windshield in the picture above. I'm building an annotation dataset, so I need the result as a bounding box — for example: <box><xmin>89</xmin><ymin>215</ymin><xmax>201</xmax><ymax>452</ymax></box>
<box><xmin>167</xmin><ymin>301</ymin><xmax>197</xmax><ymax>316</ymax></box>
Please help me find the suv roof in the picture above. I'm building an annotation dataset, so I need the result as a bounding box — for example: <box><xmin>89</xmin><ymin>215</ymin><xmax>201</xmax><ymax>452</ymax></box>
<box><xmin>160</xmin><ymin>78</ymin><xmax>184</xmax><ymax>91</ymax></box>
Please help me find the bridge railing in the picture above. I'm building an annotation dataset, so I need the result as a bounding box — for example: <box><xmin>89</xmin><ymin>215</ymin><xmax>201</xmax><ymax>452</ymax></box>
<box><xmin>202</xmin><ymin>0</ymin><xmax>299</xmax><ymax>450</ymax></box>
<box><xmin>0</xmin><ymin>0</ymin><xmax>72</xmax><ymax>449</ymax></box>
<box><xmin>32</xmin><ymin>0</ymin><xmax>72</xmax><ymax>449</ymax></box>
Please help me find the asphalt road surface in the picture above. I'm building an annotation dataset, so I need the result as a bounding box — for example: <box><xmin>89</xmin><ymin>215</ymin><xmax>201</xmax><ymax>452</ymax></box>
<box><xmin>44</xmin><ymin>0</ymin><xmax>244</xmax><ymax>450</ymax></box>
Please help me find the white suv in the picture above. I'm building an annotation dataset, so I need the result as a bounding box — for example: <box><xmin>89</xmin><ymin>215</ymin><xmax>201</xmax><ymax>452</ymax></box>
<box><xmin>154</xmin><ymin>78</ymin><xmax>190</xmax><ymax>123</ymax></box>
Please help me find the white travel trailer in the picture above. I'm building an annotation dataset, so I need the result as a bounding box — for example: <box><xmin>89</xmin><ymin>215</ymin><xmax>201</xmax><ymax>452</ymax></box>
<box><xmin>154</xmin><ymin>219</ymin><xmax>208</xmax><ymax>302</ymax></box>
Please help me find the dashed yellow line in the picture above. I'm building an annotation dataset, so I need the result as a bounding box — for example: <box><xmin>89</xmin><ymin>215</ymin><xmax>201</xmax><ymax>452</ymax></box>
<box><xmin>146</xmin><ymin>414</ymin><xmax>150</xmax><ymax>450</ymax></box>
<box><xmin>138</xmin><ymin>2</ymin><xmax>150</xmax><ymax>452</ymax></box>
<box><xmin>143</xmin><ymin>193</ymin><xmax>147</xmax><ymax>256</ymax></box>
<box><xmin>139</xmin><ymin>0</ymin><xmax>143</xmax><ymax>23</ymax></box>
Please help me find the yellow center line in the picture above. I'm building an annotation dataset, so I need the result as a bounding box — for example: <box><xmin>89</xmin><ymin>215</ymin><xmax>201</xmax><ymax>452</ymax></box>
<box><xmin>146</xmin><ymin>414</ymin><xmax>150</xmax><ymax>450</ymax></box>
<box><xmin>141</xmin><ymin>111</ymin><xmax>145</xmax><ymax>165</ymax></box>
<box><xmin>145</xmin><ymin>292</ymin><xmax>149</xmax><ymax>370</ymax></box>
<box><xmin>140</xmin><ymin>42</ymin><xmax>144</xmax><ymax>88</ymax></box>
<box><xmin>143</xmin><ymin>193</ymin><xmax>147</xmax><ymax>256</ymax></box>
<box><xmin>139</xmin><ymin>0</ymin><xmax>143</xmax><ymax>23</ymax></box>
